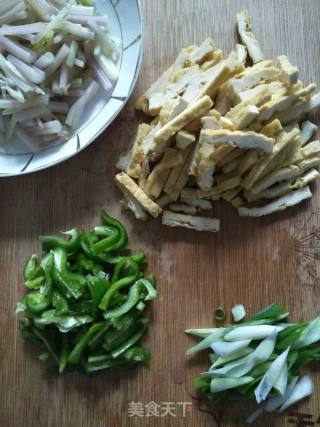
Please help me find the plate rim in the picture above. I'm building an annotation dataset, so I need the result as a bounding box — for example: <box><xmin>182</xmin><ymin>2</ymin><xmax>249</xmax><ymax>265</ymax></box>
<box><xmin>0</xmin><ymin>0</ymin><xmax>143</xmax><ymax>178</ymax></box>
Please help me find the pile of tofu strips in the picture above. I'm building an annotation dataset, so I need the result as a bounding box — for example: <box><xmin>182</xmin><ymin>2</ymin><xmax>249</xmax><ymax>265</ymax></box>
<box><xmin>115</xmin><ymin>11</ymin><xmax>320</xmax><ymax>232</ymax></box>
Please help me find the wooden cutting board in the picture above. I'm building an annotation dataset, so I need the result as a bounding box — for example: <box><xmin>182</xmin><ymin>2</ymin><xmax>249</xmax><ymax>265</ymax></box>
<box><xmin>1</xmin><ymin>1</ymin><xmax>320</xmax><ymax>426</ymax></box>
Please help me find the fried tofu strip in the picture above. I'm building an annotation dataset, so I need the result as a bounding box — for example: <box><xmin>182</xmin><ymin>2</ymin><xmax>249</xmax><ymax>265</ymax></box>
<box><xmin>180</xmin><ymin>197</ymin><xmax>213</xmax><ymax>210</ymax></box>
<box><xmin>200</xmin><ymin>129</ymin><xmax>274</xmax><ymax>152</ymax></box>
<box><xmin>299</xmin><ymin>121</ymin><xmax>318</xmax><ymax>146</ymax></box>
<box><xmin>236</xmin><ymin>10</ymin><xmax>264</xmax><ymax>63</ymax></box>
<box><xmin>169</xmin><ymin>203</ymin><xmax>198</xmax><ymax>215</ymax></box>
<box><xmin>260</xmin><ymin>119</ymin><xmax>283</xmax><ymax>137</ymax></box>
<box><xmin>227</xmin><ymin>64</ymin><xmax>280</xmax><ymax>98</ymax></box>
<box><xmin>222</xmin><ymin>186</ymin><xmax>242</xmax><ymax>202</ymax></box>
<box><xmin>238</xmin><ymin>150</ymin><xmax>259</xmax><ymax>174</ymax></box>
<box><xmin>284</xmin><ymin>139</ymin><xmax>320</xmax><ymax>164</ymax></box>
<box><xmin>200</xmin><ymin>49</ymin><xmax>224</xmax><ymax>70</ymax></box>
<box><xmin>246</xmin><ymin>169</ymin><xmax>319</xmax><ymax>200</ymax></box>
<box><xmin>276</xmin><ymin>92</ymin><xmax>320</xmax><ymax>125</ymax></box>
<box><xmin>152</xmin><ymin>95</ymin><xmax>213</xmax><ymax>152</ymax></box>
<box><xmin>235</xmin><ymin>81</ymin><xmax>285</xmax><ymax>104</ymax></box>
<box><xmin>258</xmin><ymin>84</ymin><xmax>316</xmax><ymax>122</ymax></box>
<box><xmin>148</xmin><ymin>66</ymin><xmax>200</xmax><ymax>115</ymax></box>
<box><xmin>145</xmin><ymin>148</ymin><xmax>184</xmax><ymax>198</ymax></box>
<box><xmin>225</xmin><ymin>104</ymin><xmax>260</xmax><ymax>129</ymax></box>
<box><xmin>238</xmin><ymin>187</ymin><xmax>312</xmax><ymax>217</ymax></box>
<box><xmin>218</xmin><ymin>148</ymin><xmax>245</xmax><ymax>166</ymax></box>
<box><xmin>191</xmin><ymin>38</ymin><xmax>215</xmax><ymax>64</ymax></box>
<box><xmin>162</xmin><ymin>211</ymin><xmax>220</xmax><ymax>232</ymax></box>
<box><xmin>135</xmin><ymin>67</ymin><xmax>173</xmax><ymax>113</ymax></box>
<box><xmin>135</xmin><ymin>47</ymin><xmax>194</xmax><ymax>114</ymax></box>
<box><xmin>195</xmin><ymin>61</ymin><xmax>232</xmax><ymax>100</ymax></box>
<box><xmin>159</xmin><ymin>97</ymin><xmax>189</xmax><ymax>125</ymax></box>
<box><xmin>176</xmin><ymin>130</ymin><xmax>196</xmax><ymax>149</ymax></box>
<box><xmin>275</xmin><ymin>55</ymin><xmax>298</xmax><ymax>86</ymax></box>
<box><xmin>196</xmin><ymin>142</ymin><xmax>216</xmax><ymax>190</ymax></box>
<box><xmin>121</xmin><ymin>190</ymin><xmax>148</xmax><ymax>221</ymax></box>
<box><xmin>115</xmin><ymin>173</ymin><xmax>162</xmax><ymax>217</ymax></box>
<box><xmin>250</xmin><ymin>152</ymin><xmax>320</xmax><ymax>194</ymax></box>
<box><xmin>180</xmin><ymin>187</ymin><xmax>221</xmax><ymax>201</ymax></box>
<box><xmin>164</xmin><ymin>144</ymin><xmax>194</xmax><ymax>200</ymax></box>
<box><xmin>242</xmin><ymin>128</ymin><xmax>300</xmax><ymax>190</ymax></box>
<box><xmin>124</xmin><ymin>123</ymin><xmax>152</xmax><ymax>178</ymax></box>
<box><xmin>215</xmin><ymin>176</ymin><xmax>242</xmax><ymax>192</ymax></box>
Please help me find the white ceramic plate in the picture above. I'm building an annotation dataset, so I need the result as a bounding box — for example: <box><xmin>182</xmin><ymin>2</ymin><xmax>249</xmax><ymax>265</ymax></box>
<box><xmin>0</xmin><ymin>0</ymin><xmax>143</xmax><ymax>177</ymax></box>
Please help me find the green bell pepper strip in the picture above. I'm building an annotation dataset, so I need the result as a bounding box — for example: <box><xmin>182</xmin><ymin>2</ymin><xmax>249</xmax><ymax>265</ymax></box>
<box><xmin>32</xmin><ymin>327</ymin><xmax>59</xmax><ymax>364</ymax></box>
<box><xmin>94</xmin><ymin>225</ymin><xmax>116</xmax><ymax>237</ymax></box>
<box><xmin>52</xmin><ymin>291</ymin><xmax>69</xmax><ymax>315</ymax></box>
<box><xmin>99</xmin><ymin>259</ymin><xmax>140</xmax><ymax>311</ymax></box>
<box><xmin>111</xmin><ymin>257</ymin><xmax>140</xmax><ymax>284</ymax></box>
<box><xmin>104</xmin><ymin>279</ymin><xmax>157</xmax><ymax>319</ymax></box>
<box><xmin>25</xmin><ymin>275</ymin><xmax>46</xmax><ymax>290</ymax></box>
<box><xmin>80</xmin><ymin>231</ymin><xmax>123</xmax><ymax>264</ymax></box>
<box><xmin>59</xmin><ymin>334</ymin><xmax>69</xmax><ymax>373</ymax></box>
<box><xmin>83</xmin><ymin>357</ymin><xmax>129</xmax><ymax>373</ymax></box>
<box><xmin>111</xmin><ymin>320</ymin><xmax>149</xmax><ymax>359</ymax></box>
<box><xmin>87</xmin><ymin>275</ymin><xmax>110</xmax><ymax>319</ymax></box>
<box><xmin>88</xmin><ymin>321</ymin><xmax>111</xmax><ymax>349</ymax></box>
<box><xmin>123</xmin><ymin>346</ymin><xmax>150</xmax><ymax>363</ymax></box>
<box><xmin>23</xmin><ymin>254</ymin><xmax>38</xmax><ymax>281</ymax></box>
<box><xmin>52</xmin><ymin>267</ymin><xmax>85</xmax><ymax>300</ymax></box>
<box><xmin>130</xmin><ymin>252</ymin><xmax>147</xmax><ymax>266</ymax></box>
<box><xmin>80</xmin><ymin>232</ymin><xmax>96</xmax><ymax>257</ymax></box>
<box><xmin>24</xmin><ymin>255</ymin><xmax>45</xmax><ymax>285</ymax></box>
<box><xmin>68</xmin><ymin>300</ymin><xmax>93</xmax><ymax>315</ymax></box>
<box><xmin>51</xmin><ymin>247</ymin><xmax>68</xmax><ymax>272</ymax></box>
<box><xmin>39</xmin><ymin>228</ymin><xmax>80</xmax><ymax>252</ymax></box>
<box><xmin>37</xmin><ymin>251</ymin><xmax>54</xmax><ymax>298</ymax></box>
<box><xmin>88</xmin><ymin>354</ymin><xmax>113</xmax><ymax>364</ymax></box>
<box><xmin>93</xmin><ymin>227</ymin><xmax>119</xmax><ymax>254</ymax></box>
<box><xmin>111</xmin><ymin>308</ymin><xmax>141</xmax><ymax>331</ymax></box>
<box><xmin>97</xmin><ymin>254</ymin><xmax>123</xmax><ymax>265</ymax></box>
<box><xmin>108</xmin><ymin>293</ymin><xmax>129</xmax><ymax>308</ymax></box>
<box><xmin>103</xmin><ymin>315</ymin><xmax>146</xmax><ymax>351</ymax></box>
<box><xmin>68</xmin><ymin>322</ymin><xmax>106</xmax><ymax>364</ymax></box>
<box><xmin>25</xmin><ymin>292</ymin><xmax>51</xmax><ymax>314</ymax></box>
<box><xmin>101</xmin><ymin>210</ymin><xmax>128</xmax><ymax>252</ymax></box>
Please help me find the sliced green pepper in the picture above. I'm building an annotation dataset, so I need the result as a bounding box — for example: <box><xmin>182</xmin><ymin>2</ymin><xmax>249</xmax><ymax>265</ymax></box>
<box><xmin>25</xmin><ymin>275</ymin><xmax>46</xmax><ymax>290</ymax></box>
<box><xmin>24</xmin><ymin>254</ymin><xmax>38</xmax><ymax>281</ymax></box>
<box><xmin>123</xmin><ymin>346</ymin><xmax>150</xmax><ymax>363</ymax></box>
<box><xmin>52</xmin><ymin>291</ymin><xmax>69</xmax><ymax>315</ymax></box>
<box><xmin>101</xmin><ymin>210</ymin><xmax>128</xmax><ymax>253</ymax></box>
<box><xmin>87</xmin><ymin>275</ymin><xmax>110</xmax><ymax>319</ymax></box>
<box><xmin>111</xmin><ymin>318</ymin><xmax>149</xmax><ymax>359</ymax></box>
<box><xmin>83</xmin><ymin>357</ymin><xmax>128</xmax><ymax>373</ymax></box>
<box><xmin>103</xmin><ymin>315</ymin><xmax>144</xmax><ymax>351</ymax></box>
<box><xmin>39</xmin><ymin>228</ymin><xmax>80</xmax><ymax>253</ymax></box>
<box><xmin>52</xmin><ymin>267</ymin><xmax>86</xmax><ymax>300</ymax></box>
<box><xmin>93</xmin><ymin>227</ymin><xmax>119</xmax><ymax>254</ymax></box>
<box><xmin>68</xmin><ymin>300</ymin><xmax>93</xmax><ymax>315</ymax></box>
<box><xmin>59</xmin><ymin>334</ymin><xmax>69</xmax><ymax>373</ymax></box>
<box><xmin>130</xmin><ymin>252</ymin><xmax>147</xmax><ymax>266</ymax></box>
<box><xmin>25</xmin><ymin>292</ymin><xmax>51</xmax><ymax>314</ymax></box>
<box><xmin>88</xmin><ymin>321</ymin><xmax>111</xmax><ymax>349</ymax></box>
<box><xmin>99</xmin><ymin>259</ymin><xmax>140</xmax><ymax>311</ymax></box>
<box><xmin>68</xmin><ymin>321</ymin><xmax>106</xmax><ymax>364</ymax></box>
<box><xmin>104</xmin><ymin>279</ymin><xmax>157</xmax><ymax>319</ymax></box>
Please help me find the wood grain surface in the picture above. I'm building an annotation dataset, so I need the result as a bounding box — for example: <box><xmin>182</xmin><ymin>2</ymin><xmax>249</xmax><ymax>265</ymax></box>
<box><xmin>1</xmin><ymin>1</ymin><xmax>320</xmax><ymax>426</ymax></box>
